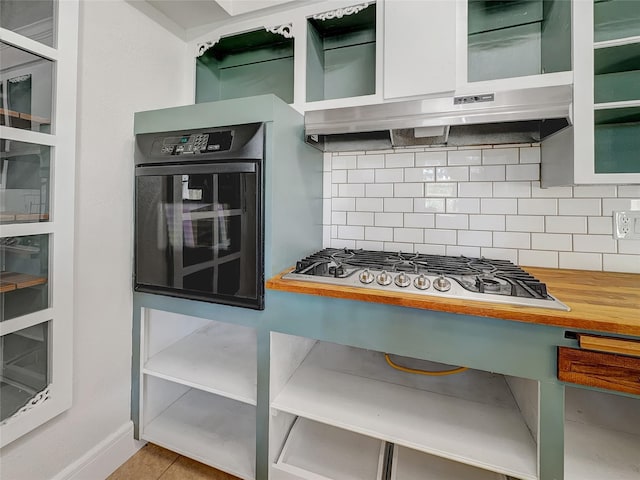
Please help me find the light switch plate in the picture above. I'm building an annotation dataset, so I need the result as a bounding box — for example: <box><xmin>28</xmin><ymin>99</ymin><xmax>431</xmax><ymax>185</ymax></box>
<box><xmin>614</xmin><ymin>210</ymin><xmax>640</xmax><ymax>240</ymax></box>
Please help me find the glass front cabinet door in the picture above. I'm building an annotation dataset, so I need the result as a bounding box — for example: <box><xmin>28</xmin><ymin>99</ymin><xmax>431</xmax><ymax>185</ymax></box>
<box><xmin>0</xmin><ymin>0</ymin><xmax>78</xmax><ymax>446</ymax></box>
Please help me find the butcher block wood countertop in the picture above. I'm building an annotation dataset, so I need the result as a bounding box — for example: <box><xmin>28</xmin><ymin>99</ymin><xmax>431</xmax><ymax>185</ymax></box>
<box><xmin>267</xmin><ymin>267</ymin><xmax>640</xmax><ymax>337</ymax></box>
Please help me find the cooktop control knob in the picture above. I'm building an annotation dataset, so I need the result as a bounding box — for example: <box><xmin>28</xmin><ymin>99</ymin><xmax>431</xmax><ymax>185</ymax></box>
<box><xmin>413</xmin><ymin>274</ymin><xmax>430</xmax><ymax>290</ymax></box>
<box><xmin>376</xmin><ymin>271</ymin><xmax>392</xmax><ymax>286</ymax></box>
<box><xmin>359</xmin><ymin>269</ymin><xmax>375</xmax><ymax>284</ymax></box>
<box><xmin>394</xmin><ymin>272</ymin><xmax>411</xmax><ymax>288</ymax></box>
<box><xmin>433</xmin><ymin>276</ymin><xmax>452</xmax><ymax>292</ymax></box>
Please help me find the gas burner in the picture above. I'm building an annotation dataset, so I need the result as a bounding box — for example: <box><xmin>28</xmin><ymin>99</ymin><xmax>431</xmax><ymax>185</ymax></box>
<box><xmin>285</xmin><ymin>248</ymin><xmax>569</xmax><ymax>311</ymax></box>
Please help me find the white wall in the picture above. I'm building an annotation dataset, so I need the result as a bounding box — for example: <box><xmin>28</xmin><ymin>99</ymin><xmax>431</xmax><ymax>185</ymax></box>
<box><xmin>324</xmin><ymin>145</ymin><xmax>640</xmax><ymax>273</ymax></box>
<box><xmin>0</xmin><ymin>1</ymin><xmax>191</xmax><ymax>478</ymax></box>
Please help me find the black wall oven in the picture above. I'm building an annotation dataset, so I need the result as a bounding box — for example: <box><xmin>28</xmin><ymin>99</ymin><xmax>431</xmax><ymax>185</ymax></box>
<box><xmin>134</xmin><ymin>123</ymin><xmax>264</xmax><ymax>309</ymax></box>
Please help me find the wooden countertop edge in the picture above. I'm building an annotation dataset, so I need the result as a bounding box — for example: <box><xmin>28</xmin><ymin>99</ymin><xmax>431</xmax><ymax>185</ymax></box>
<box><xmin>266</xmin><ymin>267</ymin><xmax>640</xmax><ymax>337</ymax></box>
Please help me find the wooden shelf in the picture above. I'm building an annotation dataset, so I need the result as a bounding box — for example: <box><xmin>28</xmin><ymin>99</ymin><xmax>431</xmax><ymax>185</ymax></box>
<box><xmin>142</xmin><ymin>386</ymin><xmax>256</xmax><ymax>480</ymax></box>
<box><xmin>0</xmin><ymin>272</ymin><xmax>47</xmax><ymax>293</ymax></box>
<box><xmin>0</xmin><ymin>108</ymin><xmax>51</xmax><ymax>125</ymax></box>
<box><xmin>391</xmin><ymin>445</ymin><xmax>507</xmax><ymax>480</ymax></box>
<box><xmin>273</xmin><ymin>417</ymin><xmax>385</xmax><ymax>480</ymax></box>
<box><xmin>143</xmin><ymin>322</ymin><xmax>257</xmax><ymax>405</ymax></box>
<box><xmin>271</xmin><ymin>342</ymin><xmax>537</xmax><ymax>480</ymax></box>
<box><xmin>0</xmin><ymin>212</ymin><xmax>49</xmax><ymax>223</ymax></box>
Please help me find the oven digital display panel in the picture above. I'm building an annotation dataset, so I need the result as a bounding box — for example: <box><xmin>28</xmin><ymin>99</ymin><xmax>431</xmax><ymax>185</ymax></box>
<box><xmin>152</xmin><ymin>130</ymin><xmax>234</xmax><ymax>156</ymax></box>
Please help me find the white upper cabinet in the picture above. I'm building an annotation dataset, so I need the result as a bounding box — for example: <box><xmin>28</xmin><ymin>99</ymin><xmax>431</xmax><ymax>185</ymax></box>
<box><xmin>383</xmin><ymin>0</ymin><xmax>457</xmax><ymax>100</ymax></box>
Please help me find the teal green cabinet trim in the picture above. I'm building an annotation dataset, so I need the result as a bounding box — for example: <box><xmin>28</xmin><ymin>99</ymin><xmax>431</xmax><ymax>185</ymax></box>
<box><xmin>538</xmin><ymin>381</ymin><xmax>565</xmax><ymax>480</ymax></box>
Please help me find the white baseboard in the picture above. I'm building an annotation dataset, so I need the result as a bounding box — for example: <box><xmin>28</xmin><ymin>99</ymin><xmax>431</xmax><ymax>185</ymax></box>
<box><xmin>52</xmin><ymin>421</ymin><xmax>145</xmax><ymax>480</ymax></box>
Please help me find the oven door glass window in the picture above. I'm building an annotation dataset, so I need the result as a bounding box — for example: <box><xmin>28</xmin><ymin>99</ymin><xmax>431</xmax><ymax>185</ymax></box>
<box><xmin>136</xmin><ymin>166</ymin><xmax>261</xmax><ymax>308</ymax></box>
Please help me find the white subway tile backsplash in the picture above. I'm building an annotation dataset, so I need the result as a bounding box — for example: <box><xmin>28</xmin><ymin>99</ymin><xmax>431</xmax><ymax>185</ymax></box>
<box><xmin>493</xmin><ymin>231</ymin><xmax>530</xmax><ymax>249</ymax></box>
<box><xmin>470</xmin><ymin>214</ymin><xmax>505</xmax><ymax>231</ymax></box>
<box><xmin>480</xmin><ymin>247</ymin><xmax>518</xmax><ymax>263</ymax></box>
<box><xmin>573</xmin><ymin>234</ymin><xmax>616</xmax><ymax>253</ymax></box>
<box><xmin>415</xmin><ymin>151</ymin><xmax>447</xmax><ymax>166</ymax></box>
<box><xmin>339</xmin><ymin>183</ymin><xmax>365</xmax><ymax>198</ymax></box>
<box><xmin>506</xmin><ymin>164</ymin><xmax>539</xmax><ymax>181</ymax></box>
<box><xmin>519</xmin><ymin>250</ymin><xmax>558</xmax><ymax>268</ymax></box>
<box><xmin>404</xmin><ymin>213</ymin><xmax>435</xmax><ymax>228</ymax></box>
<box><xmin>459</xmin><ymin>182</ymin><xmax>492</xmax><ymax>198</ymax></box>
<box><xmin>436</xmin><ymin>214</ymin><xmax>469</xmax><ymax>229</ymax></box>
<box><xmin>519</xmin><ymin>147</ymin><xmax>540</xmax><ymax>164</ymax></box>
<box><xmin>559</xmin><ymin>252</ymin><xmax>603</xmax><ymax>271</ymax></box>
<box><xmin>374</xmin><ymin>212</ymin><xmax>404</xmax><ymax>227</ymax></box>
<box><xmin>337</xmin><ymin>225</ymin><xmax>364</xmax><ymax>240</ymax></box>
<box><xmin>447</xmin><ymin>149</ymin><xmax>482</xmax><ymax>165</ymax></box>
<box><xmin>385</xmin><ymin>152</ymin><xmax>414</xmax><ymax>168</ymax></box>
<box><xmin>558</xmin><ymin>198</ymin><xmax>601</xmax><ymax>216</ymax></box>
<box><xmin>375</xmin><ymin>168</ymin><xmax>403</xmax><ymax>183</ymax></box>
<box><xmin>446</xmin><ymin>198</ymin><xmax>480</xmax><ymax>214</ymax></box>
<box><xmin>424</xmin><ymin>229</ymin><xmax>456</xmax><ymax>245</ymax></box>
<box><xmin>394</xmin><ymin>182</ymin><xmax>424</xmax><ymax>197</ymax></box>
<box><xmin>447</xmin><ymin>245</ymin><xmax>481</xmax><ymax>257</ymax></box>
<box><xmin>493</xmin><ymin>182</ymin><xmax>531</xmax><ymax>198</ymax></box>
<box><xmin>356</xmin><ymin>197</ymin><xmax>384</xmax><ymax>212</ymax></box>
<box><xmin>618</xmin><ymin>240</ymin><xmax>640</xmax><ymax>255</ymax></box>
<box><xmin>365</xmin><ymin>226</ymin><xmax>394</xmax><ymax>242</ymax></box>
<box><xmin>532</xmin><ymin>233</ymin><xmax>572</xmax><ymax>251</ymax></box>
<box><xmin>425</xmin><ymin>182</ymin><xmax>458</xmax><ymax>197</ymax></box>
<box><xmin>332</xmin><ymin>155</ymin><xmax>356</xmax><ymax>169</ymax></box>
<box><xmin>357</xmin><ymin>154</ymin><xmax>385</xmax><ymax>169</ymax></box>
<box><xmin>518</xmin><ymin>198</ymin><xmax>557</xmax><ymax>215</ymax></box>
<box><xmin>482</xmin><ymin>148</ymin><xmax>519</xmax><ymax>165</ymax></box>
<box><xmin>481</xmin><ymin>198</ymin><xmax>518</xmax><ymax>214</ymax></box>
<box><xmin>603</xmin><ymin>254</ymin><xmax>640</xmax><ymax>274</ymax></box>
<box><xmin>404</xmin><ymin>167</ymin><xmax>436</xmax><ymax>182</ymax></box>
<box><xmin>506</xmin><ymin>215</ymin><xmax>545</xmax><ymax>232</ymax></box>
<box><xmin>588</xmin><ymin>216</ymin><xmax>613</xmax><ymax>235</ymax></box>
<box><xmin>347</xmin><ymin>212</ymin><xmax>374</xmax><ymax>226</ymax></box>
<box><xmin>458</xmin><ymin>230</ymin><xmax>492</xmax><ymax>247</ymax></box>
<box><xmin>366</xmin><ymin>183</ymin><xmax>393</xmax><ymax>197</ymax></box>
<box><xmin>348</xmin><ymin>169</ymin><xmax>375</xmax><ymax>183</ymax></box>
<box><xmin>470</xmin><ymin>165</ymin><xmax>505</xmax><ymax>182</ymax></box>
<box><xmin>573</xmin><ymin>185</ymin><xmax>617</xmax><ymax>198</ymax></box>
<box><xmin>436</xmin><ymin>166</ymin><xmax>469</xmax><ymax>182</ymax></box>
<box><xmin>394</xmin><ymin>228</ymin><xmax>424</xmax><ymax>243</ymax></box>
<box><xmin>384</xmin><ymin>198</ymin><xmax>413</xmax><ymax>212</ymax></box>
<box><xmin>332</xmin><ymin>198</ymin><xmax>355</xmax><ymax>211</ymax></box>
<box><xmin>414</xmin><ymin>198</ymin><xmax>446</xmax><ymax>213</ymax></box>
<box><xmin>545</xmin><ymin>216</ymin><xmax>588</xmax><ymax>234</ymax></box>
<box><xmin>328</xmin><ymin>146</ymin><xmax>638</xmax><ymax>273</ymax></box>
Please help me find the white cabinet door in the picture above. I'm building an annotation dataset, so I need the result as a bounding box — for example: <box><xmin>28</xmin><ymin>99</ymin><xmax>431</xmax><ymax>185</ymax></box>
<box><xmin>383</xmin><ymin>0</ymin><xmax>457</xmax><ymax>100</ymax></box>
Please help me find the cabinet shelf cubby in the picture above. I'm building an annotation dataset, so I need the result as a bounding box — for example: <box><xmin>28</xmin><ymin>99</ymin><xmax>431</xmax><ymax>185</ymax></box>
<box><xmin>270</xmin><ymin>339</ymin><xmax>538</xmax><ymax>480</ymax></box>
<box><xmin>196</xmin><ymin>28</ymin><xmax>294</xmax><ymax>105</ymax></box>
<box><xmin>306</xmin><ymin>4</ymin><xmax>376</xmax><ymax>102</ymax></box>
<box><xmin>594</xmin><ymin>40</ymin><xmax>640</xmax><ymax>104</ymax></box>
<box><xmin>141</xmin><ymin>376</ymin><xmax>256</xmax><ymax>480</ymax></box>
<box><xmin>593</xmin><ymin>105</ymin><xmax>640</xmax><ymax>174</ymax></box>
<box><xmin>594</xmin><ymin>0</ymin><xmax>640</xmax><ymax>43</ymax></box>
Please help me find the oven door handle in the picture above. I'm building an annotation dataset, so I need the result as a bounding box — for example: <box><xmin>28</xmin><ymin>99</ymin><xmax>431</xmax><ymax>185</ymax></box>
<box><xmin>135</xmin><ymin>162</ymin><xmax>257</xmax><ymax>176</ymax></box>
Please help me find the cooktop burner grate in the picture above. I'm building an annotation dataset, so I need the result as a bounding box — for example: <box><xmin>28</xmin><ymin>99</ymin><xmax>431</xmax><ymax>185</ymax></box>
<box><xmin>287</xmin><ymin>248</ymin><xmax>569</xmax><ymax>311</ymax></box>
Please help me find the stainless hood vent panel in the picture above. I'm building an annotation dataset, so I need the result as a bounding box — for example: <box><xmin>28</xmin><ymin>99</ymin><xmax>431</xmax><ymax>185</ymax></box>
<box><xmin>305</xmin><ymin>85</ymin><xmax>573</xmax><ymax>151</ymax></box>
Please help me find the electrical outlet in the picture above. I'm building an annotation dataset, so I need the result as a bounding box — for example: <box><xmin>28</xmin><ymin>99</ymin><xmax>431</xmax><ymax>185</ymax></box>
<box><xmin>613</xmin><ymin>210</ymin><xmax>640</xmax><ymax>240</ymax></box>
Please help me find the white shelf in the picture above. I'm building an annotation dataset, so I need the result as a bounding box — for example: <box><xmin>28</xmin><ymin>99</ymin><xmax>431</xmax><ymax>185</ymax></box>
<box><xmin>142</xmin><ymin>387</ymin><xmax>256</xmax><ymax>480</ymax></box>
<box><xmin>273</xmin><ymin>417</ymin><xmax>385</xmax><ymax>480</ymax></box>
<box><xmin>594</xmin><ymin>35</ymin><xmax>640</xmax><ymax>49</ymax></box>
<box><xmin>271</xmin><ymin>343</ymin><xmax>537</xmax><ymax>480</ymax></box>
<box><xmin>144</xmin><ymin>322</ymin><xmax>257</xmax><ymax>405</ymax></box>
<box><xmin>391</xmin><ymin>445</ymin><xmax>507</xmax><ymax>480</ymax></box>
<box><xmin>564</xmin><ymin>387</ymin><xmax>640</xmax><ymax>480</ymax></box>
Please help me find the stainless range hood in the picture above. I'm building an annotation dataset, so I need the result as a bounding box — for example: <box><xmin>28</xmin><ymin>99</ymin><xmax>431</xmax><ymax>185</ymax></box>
<box><xmin>305</xmin><ymin>85</ymin><xmax>573</xmax><ymax>151</ymax></box>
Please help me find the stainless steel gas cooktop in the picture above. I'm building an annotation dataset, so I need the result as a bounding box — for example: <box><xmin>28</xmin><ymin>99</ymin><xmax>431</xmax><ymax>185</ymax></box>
<box><xmin>283</xmin><ymin>248</ymin><xmax>570</xmax><ymax>311</ymax></box>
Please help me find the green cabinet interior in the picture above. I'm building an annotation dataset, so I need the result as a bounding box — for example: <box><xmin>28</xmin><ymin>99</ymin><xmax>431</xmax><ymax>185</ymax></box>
<box><xmin>306</xmin><ymin>4</ymin><xmax>376</xmax><ymax>102</ymax></box>
<box><xmin>594</xmin><ymin>0</ymin><xmax>640</xmax><ymax>43</ymax></box>
<box><xmin>196</xmin><ymin>29</ymin><xmax>294</xmax><ymax>104</ymax></box>
<box><xmin>594</xmin><ymin>41</ymin><xmax>640</xmax><ymax>103</ymax></box>
<box><xmin>467</xmin><ymin>0</ymin><xmax>571</xmax><ymax>82</ymax></box>
<box><xmin>594</xmin><ymin>106</ymin><xmax>640</xmax><ymax>173</ymax></box>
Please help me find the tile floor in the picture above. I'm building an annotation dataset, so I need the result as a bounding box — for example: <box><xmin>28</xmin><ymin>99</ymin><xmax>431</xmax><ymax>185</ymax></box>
<box><xmin>107</xmin><ymin>443</ymin><xmax>240</xmax><ymax>480</ymax></box>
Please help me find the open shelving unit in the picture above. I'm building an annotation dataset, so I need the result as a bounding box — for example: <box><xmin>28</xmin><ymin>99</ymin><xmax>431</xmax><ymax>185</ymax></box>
<box><xmin>139</xmin><ymin>311</ymin><xmax>258</xmax><ymax>479</ymax></box>
<box><xmin>270</xmin><ymin>339</ymin><xmax>538</xmax><ymax>480</ymax></box>
<box><xmin>564</xmin><ymin>386</ymin><xmax>640</xmax><ymax>480</ymax></box>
